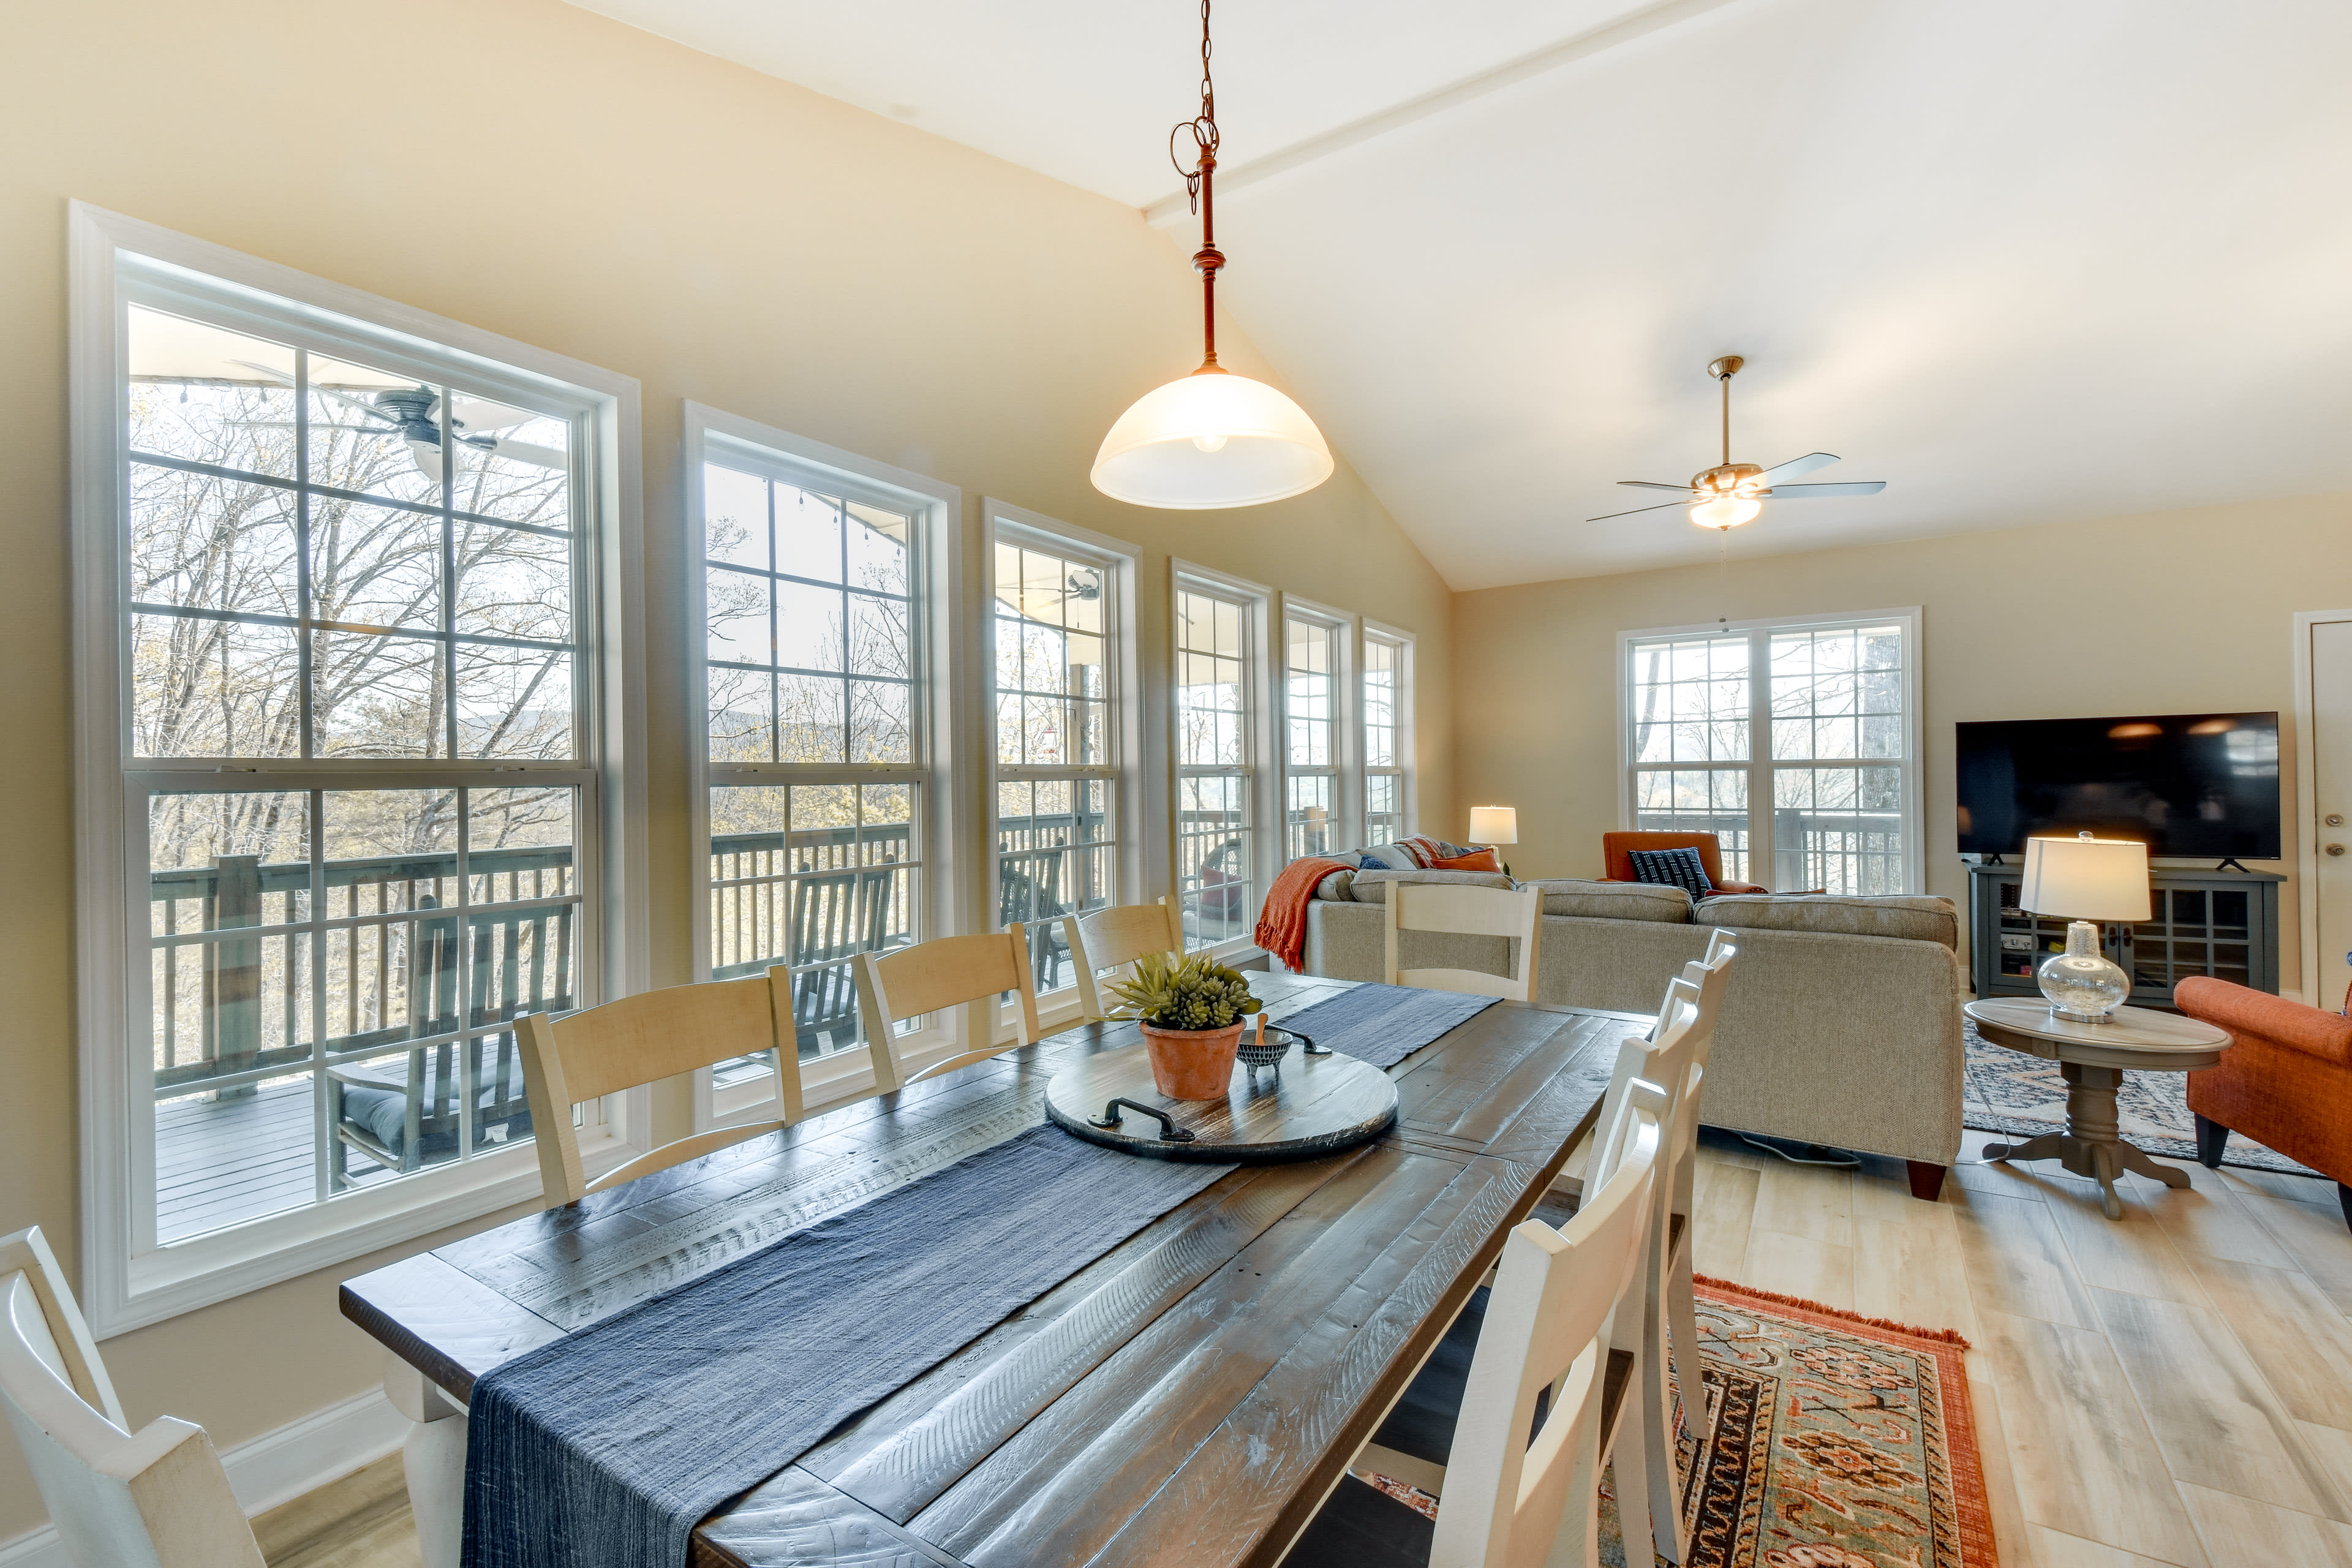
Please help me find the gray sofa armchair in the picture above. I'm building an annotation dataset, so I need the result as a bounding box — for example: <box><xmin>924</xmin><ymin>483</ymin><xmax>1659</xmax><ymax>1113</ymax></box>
<box><xmin>1302</xmin><ymin>870</ymin><xmax>1966</xmax><ymax>1196</ymax></box>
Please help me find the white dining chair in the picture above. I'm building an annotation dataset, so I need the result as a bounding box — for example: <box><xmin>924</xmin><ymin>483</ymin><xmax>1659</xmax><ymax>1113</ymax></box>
<box><xmin>1383</xmin><ymin>882</ymin><xmax>1544</xmax><ymax>1003</ymax></box>
<box><xmin>0</xmin><ymin>1226</ymin><xmax>265</xmax><ymax>1568</ymax></box>
<box><xmin>517</xmin><ymin>969</ymin><xmax>802</xmax><ymax>1208</ymax></box>
<box><xmin>853</xmin><ymin>927</ymin><xmax>1039</xmax><ymax>1091</ymax></box>
<box><xmin>1283</xmin><ymin>1081</ymin><xmax>1669</xmax><ymax>1567</ymax></box>
<box><xmin>1061</xmin><ymin>897</ymin><xmax>1186</xmax><ymax>1021</ymax></box>
<box><xmin>1613</xmin><ymin>940</ymin><xmax>1735</xmax><ymax>1563</ymax></box>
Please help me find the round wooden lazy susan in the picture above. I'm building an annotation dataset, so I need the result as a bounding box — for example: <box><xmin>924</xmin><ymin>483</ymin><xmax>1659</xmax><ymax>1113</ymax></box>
<box><xmin>1044</xmin><ymin>1041</ymin><xmax>1398</xmax><ymax>1164</ymax></box>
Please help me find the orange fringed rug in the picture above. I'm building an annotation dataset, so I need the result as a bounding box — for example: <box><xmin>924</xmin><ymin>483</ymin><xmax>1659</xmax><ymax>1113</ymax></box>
<box><xmin>1597</xmin><ymin>1277</ymin><xmax>1997</xmax><ymax>1568</ymax></box>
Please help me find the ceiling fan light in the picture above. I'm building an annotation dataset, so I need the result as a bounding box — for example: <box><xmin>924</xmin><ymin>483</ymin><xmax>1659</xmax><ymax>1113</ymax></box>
<box><xmin>1091</xmin><ymin>371</ymin><xmax>1334</xmax><ymax>510</ymax></box>
<box><xmin>1689</xmin><ymin>496</ymin><xmax>1762</xmax><ymax>530</ymax></box>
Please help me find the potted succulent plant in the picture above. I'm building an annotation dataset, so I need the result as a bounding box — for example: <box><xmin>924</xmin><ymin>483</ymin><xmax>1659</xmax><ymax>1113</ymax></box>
<box><xmin>1107</xmin><ymin>952</ymin><xmax>1265</xmax><ymax>1099</ymax></box>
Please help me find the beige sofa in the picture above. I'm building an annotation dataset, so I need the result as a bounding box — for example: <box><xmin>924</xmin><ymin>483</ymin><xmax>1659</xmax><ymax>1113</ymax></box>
<box><xmin>1301</xmin><ymin>870</ymin><xmax>1966</xmax><ymax>1194</ymax></box>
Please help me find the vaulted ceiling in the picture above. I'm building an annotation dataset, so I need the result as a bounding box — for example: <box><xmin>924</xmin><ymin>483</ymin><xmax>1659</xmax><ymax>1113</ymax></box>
<box><xmin>564</xmin><ymin>0</ymin><xmax>2352</xmax><ymax>589</ymax></box>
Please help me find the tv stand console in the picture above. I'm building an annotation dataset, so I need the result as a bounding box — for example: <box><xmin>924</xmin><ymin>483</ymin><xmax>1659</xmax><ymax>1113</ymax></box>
<box><xmin>1967</xmin><ymin>862</ymin><xmax>2283</xmax><ymax>1006</ymax></box>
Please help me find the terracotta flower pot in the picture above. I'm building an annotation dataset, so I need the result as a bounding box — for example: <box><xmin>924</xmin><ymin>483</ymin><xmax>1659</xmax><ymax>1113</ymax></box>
<box><xmin>1140</xmin><ymin>1021</ymin><xmax>1245</xmax><ymax>1100</ymax></box>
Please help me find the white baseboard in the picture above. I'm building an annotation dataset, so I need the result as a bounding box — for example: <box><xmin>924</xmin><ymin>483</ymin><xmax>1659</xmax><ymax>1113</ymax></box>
<box><xmin>0</xmin><ymin>1387</ymin><xmax>408</xmax><ymax>1566</ymax></box>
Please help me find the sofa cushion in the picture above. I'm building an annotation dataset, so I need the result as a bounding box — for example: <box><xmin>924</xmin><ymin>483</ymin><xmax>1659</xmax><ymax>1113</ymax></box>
<box><xmin>1626</xmin><ymin>845</ymin><xmax>1714</xmax><ymax>896</ymax></box>
<box><xmin>1518</xmin><ymin>878</ymin><xmax>1694</xmax><ymax>924</ymax></box>
<box><xmin>1702</xmin><ymin>893</ymin><xmax>1959</xmax><ymax>949</ymax></box>
<box><xmin>1352</xmin><ymin>842</ymin><xmax>1427</xmax><ymax>872</ymax></box>
<box><xmin>1313</xmin><ymin>869</ymin><xmax>1359</xmax><ymax>901</ymax></box>
<box><xmin>1348</xmin><ymin>868</ymin><xmax>1515</xmax><ymax>905</ymax></box>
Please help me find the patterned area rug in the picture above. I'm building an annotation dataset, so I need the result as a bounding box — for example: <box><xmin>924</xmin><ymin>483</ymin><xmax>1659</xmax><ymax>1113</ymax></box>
<box><xmin>1593</xmin><ymin>1278</ymin><xmax>1994</xmax><ymax>1568</ymax></box>
<box><xmin>1961</xmin><ymin>1018</ymin><xmax>2321</xmax><ymax>1178</ymax></box>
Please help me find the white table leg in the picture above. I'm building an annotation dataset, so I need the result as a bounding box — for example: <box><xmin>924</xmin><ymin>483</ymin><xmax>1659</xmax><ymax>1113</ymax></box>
<box><xmin>383</xmin><ymin>1349</ymin><xmax>467</xmax><ymax>1568</ymax></box>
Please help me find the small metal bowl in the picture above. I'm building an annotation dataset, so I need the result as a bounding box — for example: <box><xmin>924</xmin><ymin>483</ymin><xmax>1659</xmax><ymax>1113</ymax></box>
<box><xmin>1237</xmin><ymin>1025</ymin><xmax>1308</xmax><ymax>1084</ymax></box>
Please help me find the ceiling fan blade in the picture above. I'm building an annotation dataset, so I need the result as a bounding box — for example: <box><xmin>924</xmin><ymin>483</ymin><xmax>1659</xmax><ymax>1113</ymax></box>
<box><xmin>1586</xmin><ymin>500</ymin><xmax>1691</xmax><ymax>522</ymax></box>
<box><xmin>440</xmin><ymin>393</ymin><xmax>538</xmax><ymax>435</ymax></box>
<box><xmin>1755</xmin><ymin>452</ymin><xmax>1840</xmax><ymax>486</ymax></box>
<box><xmin>478</xmin><ymin>437</ymin><xmax>568</xmax><ymax>471</ymax></box>
<box><xmin>1766</xmin><ymin>481</ymin><xmax>1887</xmax><ymax>499</ymax></box>
<box><xmin>1616</xmin><ymin>481</ymin><xmax>1694</xmax><ymax>493</ymax></box>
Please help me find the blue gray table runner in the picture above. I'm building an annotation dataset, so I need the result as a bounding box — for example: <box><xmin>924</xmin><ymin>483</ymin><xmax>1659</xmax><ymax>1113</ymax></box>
<box><xmin>1270</xmin><ymin>982</ymin><xmax>1502</xmax><ymax>1069</ymax></box>
<box><xmin>459</xmin><ymin>1126</ymin><xmax>1234</xmax><ymax>1568</ymax></box>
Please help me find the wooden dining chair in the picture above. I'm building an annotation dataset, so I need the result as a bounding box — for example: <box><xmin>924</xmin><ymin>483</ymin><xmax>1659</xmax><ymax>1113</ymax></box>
<box><xmin>1382</xmin><ymin>882</ymin><xmax>1544</xmax><ymax>1003</ymax></box>
<box><xmin>1061</xmin><ymin>897</ymin><xmax>1185</xmax><ymax>1021</ymax></box>
<box><xmin>852</xmin><ymin>927</ymin><xmax>1039</xmax><ymax>1093</ymax></box>
<box><xmin>516</xmin><ymin>970</ymin><xmax>800</xmax><ymax>1208</ymax></box>
<box><xmin>0</xmin><ymin>1226</ymin><xmax>265</xmax><ymax>1568</ymax></box>
<box><xmin>1285</xmin><ymin>1084</ymin><xmax>1668</xmax><ymax>1567</ymax></box>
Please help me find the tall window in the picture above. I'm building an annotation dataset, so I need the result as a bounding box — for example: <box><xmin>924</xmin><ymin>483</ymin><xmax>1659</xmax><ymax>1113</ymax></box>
<box><xmin>1363</xmin><ymin>630</ymin><xmax>1409</xmax><ymax>842</ymax></box>
<box><xmin>75</xmin><ymin>209</ymin><xmax>639</xmax><ymax>1330</ymax></box>
<box><xmin>1175</xmin><ymin>582</ymin><xmax>1259</xmax><ymax>951</ymax></box>
<box><xmin>1623</xmin><ymin>612</ymin><xmax>1920</xmax><ymax>893</ymax></box>
<box><xmin>991</xmin><ymin>517</ymin><xmax>1128</xmax><ymax>993</ymax></box>
<box><xmin>699</xmin><ymin>455</ymin><xmax>924</xmax><ymax>1083</ymax></box>
<box><xmin>1282</xmin><ymin>615</ymin><xmax>1344</xmax><ymax>861</ymax></box>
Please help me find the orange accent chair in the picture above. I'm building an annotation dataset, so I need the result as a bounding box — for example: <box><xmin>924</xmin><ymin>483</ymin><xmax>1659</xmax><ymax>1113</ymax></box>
<box><xmin>2173</xmin><ymin>976</ymin><xmax>2352</xmax><ymax>1231</ymax></box>
<box><xmin>1600</xmin><ymin>832</ymin><xmax>1770</xmax><ymax>895</ymax></box>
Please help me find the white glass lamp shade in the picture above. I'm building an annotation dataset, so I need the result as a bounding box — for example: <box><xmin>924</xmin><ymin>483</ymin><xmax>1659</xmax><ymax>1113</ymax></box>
<box><xmin>1468</xmin><ymin>805</ymin><xmax>1518</xmax><ymax>845</ymax></box>
<box><xmin>2018</xmin><ymin>833</ymin><xmax>2152</xmax><ymax>922</ymax></box>
<box><xmin>1091</xmin><ymin>371</ymin><xmax>1335</xmax><ymax>510</ymax></box>
<box><xmin>1689</xmin><ymin>495</ymin><xmax>1762</xmax><ymax>530</ymax></box>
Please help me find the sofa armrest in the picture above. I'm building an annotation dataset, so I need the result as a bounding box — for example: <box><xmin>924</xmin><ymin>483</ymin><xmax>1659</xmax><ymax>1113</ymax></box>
<box><xmin>2175</xmin><ymin>977</ymin><xmax>2352</xmax><ymax>1067</ymax></box>
<box><xmin>1709</xmin><ymin>881</ymin><xmax>1771</xmax><ymax>895</ymax></box>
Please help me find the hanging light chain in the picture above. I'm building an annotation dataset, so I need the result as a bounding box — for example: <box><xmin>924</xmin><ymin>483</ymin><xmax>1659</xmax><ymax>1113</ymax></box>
<box><xmin>1169</xmin><ymin>0</ymin><xmax>1219</xmax><ymax>209</ymax></box>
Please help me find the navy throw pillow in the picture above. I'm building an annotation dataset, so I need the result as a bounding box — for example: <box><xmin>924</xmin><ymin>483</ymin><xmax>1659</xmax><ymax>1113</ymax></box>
<box><xmin>1626</xmin><ymin>846</ymin><xmax>1713</xmax><ymax>897</ymax></box>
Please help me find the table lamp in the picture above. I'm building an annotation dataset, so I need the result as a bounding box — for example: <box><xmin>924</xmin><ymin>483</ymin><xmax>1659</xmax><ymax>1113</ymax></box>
<box><xmin>2018</xmin><ymin>831</ymin><xmax>2150</xmax><ymax>1022</ymax></box>
<box><xmin>1469</xmin><ymin>805</ymin><xmax>1517</xmax><ymax>877</ymax></box>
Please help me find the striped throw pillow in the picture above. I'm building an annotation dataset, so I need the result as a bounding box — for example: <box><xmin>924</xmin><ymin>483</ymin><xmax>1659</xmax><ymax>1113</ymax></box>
<box><xmin>1626</xmin><ymin>846</ymin><xmax>1714</xmax><ymax>897</ymax></box>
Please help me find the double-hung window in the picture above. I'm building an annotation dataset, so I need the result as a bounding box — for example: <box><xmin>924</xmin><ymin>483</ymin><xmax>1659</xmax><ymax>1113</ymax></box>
<box><xmin>72</xmin><ymin>206</ymin><xmax>644</xmax><ymax>1333</ymax></box>
<box><xmin>687</xmin><ymin>406</ymin><xmax>958</xmax><ymax>1117</ymax></box>
<box><xmin>1280</xmin><ymin>609</ymin><xmax>1350</xmax><ymax>861</ymax></box>
<box><xmin>1362</xmin><ymin>628</ymin><xmax>1412</xmax><ymax>842</ymax></box>
<box><xmin>987</xmin><ymin>505</ymin><xmax>1138</xmax><ymax>996</ymax></box>
<box><xmin>1621</xmin><ymin>611</ymin><xmax>1921</xmax><ymax>892</ymax></box>
<box><xmin>1172</xmin><ymin>571</ymin><xmax>1269</xmax><ymax>952</ymax></box>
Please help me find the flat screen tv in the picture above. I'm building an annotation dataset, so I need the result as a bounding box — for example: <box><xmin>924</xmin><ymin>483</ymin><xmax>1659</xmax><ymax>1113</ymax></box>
<box><xmin>1954</xmin><ymin>712</ymin><xmax>2280</xmax><ymax>861</ymax></box>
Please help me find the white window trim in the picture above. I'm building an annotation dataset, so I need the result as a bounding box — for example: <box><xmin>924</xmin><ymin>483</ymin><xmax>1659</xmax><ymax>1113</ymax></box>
<box><xmin>1615</xmin><ymin>608</ymin><xmax>1924</xmax><ymax>895</ymax></box>
<box><xmin>1276</xmin><ymin>594</ymin><xmax>1359</xmax><ymax>859</ymax></box>
<box><xmin>682</xmin><ymin>403</ymin><xmax>967</xmax><ymax>1132</ymax></box>
<box><xmin>1170</xmin><ymin>560</ymin><xmax>1277</xmax><ymax>964</ymax></box>
<box><xmin>984</xmin><ymin>502</ymin><xmax>1147</xmax><ymax>1036</ymax></box>
<box><xmin>69</xmin><ymin>203</ymin><xmax>648</xmax><ymax>1336</ymax></box>
<box><xmin>1362</xmin><ymin>619</ymin><xmax>1417</xmax><ymax>843</ymax></box>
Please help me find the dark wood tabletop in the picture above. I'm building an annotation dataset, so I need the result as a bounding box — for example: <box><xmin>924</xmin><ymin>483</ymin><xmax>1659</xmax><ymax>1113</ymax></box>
<box><xmin>339</xmin><ymin>974</ymin><xmax>1633</xmax><ymax>1568</ymax></box>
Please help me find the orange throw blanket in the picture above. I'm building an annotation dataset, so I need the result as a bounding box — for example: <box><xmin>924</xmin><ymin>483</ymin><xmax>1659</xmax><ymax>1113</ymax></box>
<box><xmin>1254</xmin><ymin>856</ymin><xmax>1357</xmax><ymax>974</ymax></box>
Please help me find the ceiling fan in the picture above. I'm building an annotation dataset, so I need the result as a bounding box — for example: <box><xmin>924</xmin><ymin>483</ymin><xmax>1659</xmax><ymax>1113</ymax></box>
<box><xmin>230</xmin><ymin>360</ymin><xmax>567</xmax><ymax>479</ymax></box>
<box><xmin>1589</xmin><ymin>356</ymin><xmax>1886</xmax><ymax>530</ymax></box>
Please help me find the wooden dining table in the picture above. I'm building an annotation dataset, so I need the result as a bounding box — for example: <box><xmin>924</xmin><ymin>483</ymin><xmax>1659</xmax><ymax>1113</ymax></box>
<box><xmin>341</xmin><ymin>974</ymin><xmax>1635</xmax><ymax>1568</ymax></box>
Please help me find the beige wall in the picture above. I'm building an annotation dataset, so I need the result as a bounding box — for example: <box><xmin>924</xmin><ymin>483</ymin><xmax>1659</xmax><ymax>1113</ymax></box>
<box><xmin>1452</xmin><ymin>494</ymin><xmax>2350</xmax><ymax>993</ymax></box>
<box><xmin>0</xmin><ymin>0</ymin><xmax>1456</xmax><ymax>1540</ymax></box>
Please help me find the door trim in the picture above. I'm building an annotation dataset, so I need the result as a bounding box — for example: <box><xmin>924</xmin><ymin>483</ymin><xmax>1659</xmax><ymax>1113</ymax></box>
<box><xmin>2291</xmin><ymin>611</ymin><xmax>2352</xmax><ymax>1006</ymax></box>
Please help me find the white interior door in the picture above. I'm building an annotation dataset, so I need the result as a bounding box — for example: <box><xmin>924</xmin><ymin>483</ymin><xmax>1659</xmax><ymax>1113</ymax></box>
<box><xmin>2304</xmin><ymin>616</ymin><xmax>2352</xmax><ymax>1009</ymax></box>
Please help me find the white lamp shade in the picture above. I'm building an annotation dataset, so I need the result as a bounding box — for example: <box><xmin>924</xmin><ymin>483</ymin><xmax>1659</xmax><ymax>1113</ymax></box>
<box><xmin>1091</xmin><ymin>371</ymin><xmax>1335</xmax><ymax>510</ymax></box>
<box><xmin>2018</xmin><ymin>834</ymin><xmax>2151</xmax><ymax>922</ymax></box>
<box><xmin>1469</xmin><ymin>805</ymin><xmax>1518</xmax><ymax>845</ymax></box>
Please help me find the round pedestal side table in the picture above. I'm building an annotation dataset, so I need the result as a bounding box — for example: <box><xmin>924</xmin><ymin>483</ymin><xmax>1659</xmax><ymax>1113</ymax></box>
<box><xmin>1963</xmin><ymin>997</ymin><xmax>2231</xmax><ymax>1220</ymax></box>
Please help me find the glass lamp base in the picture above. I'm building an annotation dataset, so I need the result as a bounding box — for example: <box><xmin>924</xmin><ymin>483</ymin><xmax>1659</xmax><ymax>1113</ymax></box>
<box><xmin>2038</xmin><ymin>919</ymin><xmax>2130</xmax><ymax>1022</ymax></box>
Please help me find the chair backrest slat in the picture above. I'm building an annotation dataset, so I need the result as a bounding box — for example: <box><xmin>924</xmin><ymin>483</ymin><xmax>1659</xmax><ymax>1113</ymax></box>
<box><xmin>1431</xmin><ymin>1086</ymin><xmax>1665</xmax><ymax>1567</ymax></box>
<box><xmin>854</xmin><ymin>927</ymin><xmax>1039</xmax><ymax>1092</ymax></box>
<box><xmin>1063</xmin><ymin>899</ymin><xmax>1185</xmax><ymax>1020</ymax></box>
<box><xmin>516</xmin><ymin>973</ymin><xmax>793</xmax><ymax>1207</ymax></box>
<box><xmin>0</xmin><ymin>1227</ymin><xmax>264</xmax><ymax>1568</ymax></box>
<box><xmin>1384</xmin><ymin>883</ymin><xmax>1543</xmax><ymax>1004</ymax></box>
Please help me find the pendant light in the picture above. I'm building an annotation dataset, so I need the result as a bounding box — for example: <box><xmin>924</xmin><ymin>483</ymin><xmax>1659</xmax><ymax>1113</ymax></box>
<box><xmin>1090</xmin><ymin>1</ymin><xmax>1333</xmax><ymax>510</ymax></box>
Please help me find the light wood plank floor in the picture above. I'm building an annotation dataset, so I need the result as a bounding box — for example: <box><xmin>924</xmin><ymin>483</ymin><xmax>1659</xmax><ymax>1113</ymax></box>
<box><xmin>1690</xmin><ymin>1128</ymin><xmax>2352</xmax><ymax>1568</ymax></box>
<box><xmin>251</xmin><ymin>1130</ymin><xmax>2352</xmax><ymax>1568</ymax></box>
